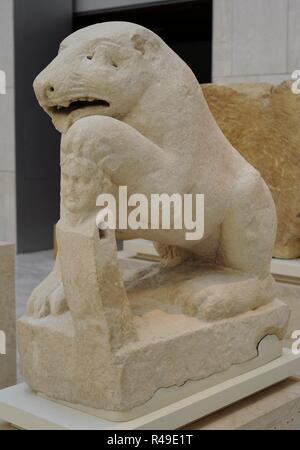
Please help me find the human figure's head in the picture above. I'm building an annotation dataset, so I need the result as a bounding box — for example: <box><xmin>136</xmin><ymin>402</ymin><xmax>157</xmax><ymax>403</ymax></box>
<box><xmin>61</xmin><ymin>152</ymin><xmax>102</xmax><ymax>215</ymax></box>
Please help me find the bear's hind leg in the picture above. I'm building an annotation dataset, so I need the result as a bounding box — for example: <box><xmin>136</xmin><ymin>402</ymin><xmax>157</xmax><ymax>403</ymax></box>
<box><xmin>184</xmin><ymin>172</ymin><xmax>277</xmax><ymax>321</ymax></box>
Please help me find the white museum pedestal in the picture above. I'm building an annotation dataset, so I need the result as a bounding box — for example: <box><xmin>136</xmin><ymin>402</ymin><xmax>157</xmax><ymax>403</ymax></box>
<box><xmin>0</xmin><ymin>348</ymin><xmax>299</xmax><ymax>430</ymax></box>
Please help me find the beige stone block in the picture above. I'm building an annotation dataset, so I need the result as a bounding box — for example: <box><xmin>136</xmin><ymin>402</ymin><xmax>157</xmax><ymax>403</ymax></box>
<box><xmin>203</xmin><ymin>81</ymin><xmax>300</xmax><ymax>259</ymax></box>
<box><xmin>0</xmin><ymin>242</ymin><xmax>16</xmax><ymax>389</ymax></box>
<box><xmin>18</xmin><ymin>294</ymin><xmax>289</xmax><ymax>412</ymax></box>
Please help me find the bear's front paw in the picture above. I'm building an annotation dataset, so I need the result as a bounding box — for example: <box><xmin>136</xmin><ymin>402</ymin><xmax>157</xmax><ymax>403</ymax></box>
<box><xmin>182</xmin><ymin>278</ymin><xmax>271</xmax><ymax>321</ymax></box>
<box><xmin>26</xmin><ymin>292</ymin><xmax>51</xmax><ymax>319</ymax></box>
<box><xmin>26</xmin><ymin>282</ymin><xmax>68</xmax><ymax>319</ymax></box>
<box><xmin>48</xmin><ymin>282</ymin><xmax>68</xmax><ymax>316</ymax></box>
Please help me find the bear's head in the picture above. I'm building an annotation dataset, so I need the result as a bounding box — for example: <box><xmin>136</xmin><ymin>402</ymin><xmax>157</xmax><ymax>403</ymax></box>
<box><xmin>33</xmin><ymin>22</ymin><xmax>162</xmax><ymax>133</ymax></box>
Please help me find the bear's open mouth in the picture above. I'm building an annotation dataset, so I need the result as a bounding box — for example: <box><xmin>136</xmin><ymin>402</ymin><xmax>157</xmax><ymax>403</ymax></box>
<box><xmin>49</xmin><ymin>98</ymin><xmax>110</xmax><ymax>115</ymax></box>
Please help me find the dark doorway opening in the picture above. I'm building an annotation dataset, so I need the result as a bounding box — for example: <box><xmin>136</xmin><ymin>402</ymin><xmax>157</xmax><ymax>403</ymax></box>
<box><xmin>14</xmin><ymin>0</ymin><xmax>73</xmax><ymax>253</ymax></box>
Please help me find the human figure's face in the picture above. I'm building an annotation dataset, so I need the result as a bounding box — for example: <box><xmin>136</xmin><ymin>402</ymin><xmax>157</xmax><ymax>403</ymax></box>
<box><xmin>61</xmin><ymin>160</ymin><xmax>99</xmax><ymax>215</ymax></box>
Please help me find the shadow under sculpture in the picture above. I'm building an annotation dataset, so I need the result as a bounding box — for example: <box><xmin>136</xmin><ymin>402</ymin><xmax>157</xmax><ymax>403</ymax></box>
<box><xmin>18</xmin><ymin>22</ymin><xmax>290</xmax><ymax>416</ymax></box>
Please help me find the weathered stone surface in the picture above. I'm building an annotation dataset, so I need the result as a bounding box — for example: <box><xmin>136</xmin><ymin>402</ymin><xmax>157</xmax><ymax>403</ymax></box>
<box><xmin>17</xmin><ymin>22</ymin><xmax>290</xmax><ymax>414</ymax></box>
<box><xmin>0</xmin><ymin>242</ymin><xmax>16</xmax><ymax>389</ymax></box>
<box><xmin>18</xmin><ymin>291</ymin><xmax>289</xmax><ymax>411</ymax></box>
<box><xmin>18</xmin><ymin>253</ymin><xmax>290</xmax><ymax>411</ymax></box>
<box><xmin>203</xmin><ymin>81</ymin><xmax>300</xmax><ymax>259</ymax></box>
<box><xmin>30</xmin><ymin>22</ymin><xmax>278</xmax><ymax>318</ymax></box>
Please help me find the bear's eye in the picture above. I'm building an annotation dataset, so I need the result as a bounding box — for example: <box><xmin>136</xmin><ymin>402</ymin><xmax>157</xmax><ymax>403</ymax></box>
<box><xmin>110</xmin><ymin>59</ymin><xmax>119</xmax><ymax>68</ymax></box>
<box><xmin>86</xmin><ymin>50</ymin><xmax>95</xmax><ymax>61</ymax></box>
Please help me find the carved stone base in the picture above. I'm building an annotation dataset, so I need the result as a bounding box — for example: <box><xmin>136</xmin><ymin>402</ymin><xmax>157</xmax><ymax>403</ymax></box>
<box><xmin>39</xmin><ymin>335</ymin><xmax>283</xmax><ymax>422</ymax></box>
<box><xmin>18</xmin><ymin>294</ymin><xmax>289</xmax><ymax>413</ymax></box>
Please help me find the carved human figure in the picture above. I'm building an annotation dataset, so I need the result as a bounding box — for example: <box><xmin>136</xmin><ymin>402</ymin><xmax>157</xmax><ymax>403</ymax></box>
<box><xmin>27</xmin><ymin>145</ymin><xmax>109</xmax><ymax>317</ymax></box>
<box><xmin>28</xmin><ymin>22</ymin><xmax>277</xmax><ymax>321</ymax></box>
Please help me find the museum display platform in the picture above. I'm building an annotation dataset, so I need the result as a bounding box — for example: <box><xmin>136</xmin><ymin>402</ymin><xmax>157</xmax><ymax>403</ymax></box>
<box><xmin>0</xmin><ymin>343</ymin><xmax>299</xmax><ymax>430</ymax></box>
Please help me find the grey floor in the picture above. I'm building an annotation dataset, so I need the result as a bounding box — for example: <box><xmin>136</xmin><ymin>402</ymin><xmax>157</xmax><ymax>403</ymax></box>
<box><xmin>16</xmin><ymin>250</ymin><xmax>54</xmax><ymax>318</ymax></box>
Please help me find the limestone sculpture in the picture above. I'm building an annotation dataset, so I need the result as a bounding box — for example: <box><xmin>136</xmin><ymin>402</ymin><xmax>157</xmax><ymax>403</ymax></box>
<box><xmin>202</xmin><ymin>82</ymin><xmax>300</xmax><ymax>260</ymax></box>
<box><xmin>18</xmin><ymin>22</ymin><xmax>290</xmax><ymax>417</ymax></box>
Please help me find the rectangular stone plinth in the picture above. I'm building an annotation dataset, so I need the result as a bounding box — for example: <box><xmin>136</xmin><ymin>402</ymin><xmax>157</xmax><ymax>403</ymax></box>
<box><xmin>1</xmin><ymin>353</ymin><xmax>300</xmax><ymax>429</ymax></box>
<box><xmin>18</xmin><ymin>298</ymin><xmax>289</xmax><ymax>413</ymax></box>
<box><xmin>0</xmin><ymin>242</ymin><xmax>16</xmax><ymax>389</ymax></box>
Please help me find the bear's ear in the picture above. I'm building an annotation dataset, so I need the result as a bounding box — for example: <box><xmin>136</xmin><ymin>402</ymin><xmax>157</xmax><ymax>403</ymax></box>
<box><xmin>131</xmin><ymin>32</ymin><xmax>160</xmax><ymax>56</ymax></box>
